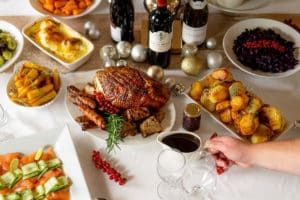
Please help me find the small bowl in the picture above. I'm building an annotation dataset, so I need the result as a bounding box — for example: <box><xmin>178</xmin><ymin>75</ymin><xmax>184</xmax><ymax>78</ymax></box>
<box><xmin>6</xmin><ymin>60</ymin><xmax>62</xmax><ymax>109</ymax></box>
<box><xmin>29</xmin><ymin>0</ymin><xmax>102</xmax><ymax>19</ymax></box>
<box><xmin>22</xmin><ymin>16</ymin><xmax>94</xmax><ymax>71</ymax></box>
<box><xmin>0</xmin><ymin>20</ymin><xmax>24</xmax><ymax>73</ymax></box>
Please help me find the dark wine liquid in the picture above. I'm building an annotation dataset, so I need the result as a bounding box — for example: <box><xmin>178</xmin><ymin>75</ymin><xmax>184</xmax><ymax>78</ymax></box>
<box><xmin>162</xmin><ymin>133</ymin><xmax>200</xmax><ymax>153</ymax></box>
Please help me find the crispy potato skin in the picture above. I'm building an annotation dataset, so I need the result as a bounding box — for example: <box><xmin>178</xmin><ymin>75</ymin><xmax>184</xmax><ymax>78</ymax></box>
<box><xmin>188</xmin><ymin>68</ymin><xmax>285</xmax><ymax>144</ymax></box>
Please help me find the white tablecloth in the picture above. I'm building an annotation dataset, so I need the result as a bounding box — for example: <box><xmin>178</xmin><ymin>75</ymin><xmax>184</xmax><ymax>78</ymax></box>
<box><xmin>1</xmin><ymin>0</ymin><xmax>300</xmax><ymax>199</ymax></box>
<box><xmin>1</xmin><ymin>67</ymin><xmax>300</xmax><ymax>200</ymax></box>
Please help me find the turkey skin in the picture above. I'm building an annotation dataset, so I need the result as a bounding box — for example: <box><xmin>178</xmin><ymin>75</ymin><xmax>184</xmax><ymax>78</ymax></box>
<box><xmin>94</xmin><ymin>66</ymin><xmax>170</xmax><ymax>109</ymax></box>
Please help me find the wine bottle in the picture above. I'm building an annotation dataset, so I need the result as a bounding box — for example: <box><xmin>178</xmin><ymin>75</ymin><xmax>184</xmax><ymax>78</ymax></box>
<box><xmin>148</xmin><ymin>0</ymin><xmax>173</xmax><ymax>68</ymax></box>
<box><xmin>110</xmin><ymin>0</ymin><xmax>134</xmax><ymax>43</ymax></box>
<box><xmin>182</xmin><ymin>0</ymin><xmax>208</xmax><ymax>46</ymax></box>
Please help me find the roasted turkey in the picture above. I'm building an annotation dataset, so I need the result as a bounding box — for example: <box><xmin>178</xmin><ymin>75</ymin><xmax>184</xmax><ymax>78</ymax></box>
<box><xmin>94</xmin><ymin>66</ymin><xmax>170</xmax><ymax>109</ymax></box>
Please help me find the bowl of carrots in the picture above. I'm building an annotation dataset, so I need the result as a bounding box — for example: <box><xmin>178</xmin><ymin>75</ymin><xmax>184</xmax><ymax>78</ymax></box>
<box><xmin>29</xmin><ymin>0</ymin><xmax>102</xmax><ymax>19</ymax></box>
<box><xmin>6</xmin><ymin>60</ymin><xmax>61</xmax><ymax>109</ymax></box>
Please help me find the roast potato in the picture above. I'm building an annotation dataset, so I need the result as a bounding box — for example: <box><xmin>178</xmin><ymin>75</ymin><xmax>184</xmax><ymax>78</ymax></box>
<box><xmin>239</xmin><ymin>113</ymin><xmax>259</xmax><ymax>135</ymax></box>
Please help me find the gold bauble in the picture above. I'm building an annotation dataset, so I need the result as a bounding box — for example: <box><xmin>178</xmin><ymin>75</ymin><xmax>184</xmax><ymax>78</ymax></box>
<box><xmin>181</xmin><ymin>55</ymin><xmax>204</xmax><ymax>76</ymax></box>
<box><xmin>144</xmin><ymin>0</ymin><xmax>180</xmax><ymax>16</ymax></box>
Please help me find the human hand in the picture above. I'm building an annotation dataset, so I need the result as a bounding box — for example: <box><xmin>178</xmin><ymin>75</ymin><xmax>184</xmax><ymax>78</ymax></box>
<box><xmin>205</xmin><ymin>134</ymin><xmax>251</xmax><ymax>173</ymax></box>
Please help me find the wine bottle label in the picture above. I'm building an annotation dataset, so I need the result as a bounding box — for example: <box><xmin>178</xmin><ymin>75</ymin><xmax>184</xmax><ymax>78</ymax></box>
<box><xmin>149</xmin><ymin>31</ymin><xmax>172</xmax><ymax>52</ymax></box>
<box><xmin>182</xmin><ymin>22</ymin><xmax>207</xmax><ymax>45</ymax></box>
<box><xmin>189</xmin><ymin>0</ymin><xmax>207</xmax><ymax>9</ymax></box>
<box><xmin>110</xmin><ymin>22</ymin><xmax>121</xmax><ymax>42</ymax></box>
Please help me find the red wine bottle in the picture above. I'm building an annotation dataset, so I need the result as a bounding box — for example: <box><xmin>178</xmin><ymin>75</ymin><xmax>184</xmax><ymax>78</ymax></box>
<box><xmin>182</xmin><ymin>0</ymin><xmax>208</xmax><ymax>46</ymax></box>
<box><xmin>148</xmin><ymin>0</ymin><xmax>173</xmax><ymax>68</ymax></box>
<box><xmin>110</xmin><ymin>0</ymin><xmax>134</xmax><ymax>43</ymax></box>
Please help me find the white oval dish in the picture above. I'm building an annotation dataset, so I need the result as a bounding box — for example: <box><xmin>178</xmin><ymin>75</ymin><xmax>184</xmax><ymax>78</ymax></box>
<box><xmin>29</xmin><ymin>0</ymin><xmax>102</xmax><ymax>19</ymax></box>
<box><xmin>22</xmin><ymin>16</ymin><xmax>94</xmax><ymax>71</ymax></box>
<box><xmin>223</xmin><ymin>18</ymin><xmax>300</xmax><ymax>78</ymax></box>
<box><xmin>0</xmin><ymin>20</ymin><xmax>24</xmax><ymax>73</ymax></box>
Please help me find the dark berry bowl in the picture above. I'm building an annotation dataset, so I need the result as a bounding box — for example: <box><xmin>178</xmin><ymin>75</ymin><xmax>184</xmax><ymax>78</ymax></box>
<box><xmin>223</xmin><ymin>18</ymin><xmax>300</xmax><ymax>78</ymax></box>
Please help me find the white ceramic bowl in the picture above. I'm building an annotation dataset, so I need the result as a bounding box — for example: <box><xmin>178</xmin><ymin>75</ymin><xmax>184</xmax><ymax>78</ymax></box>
<box><xmin>29</xmin><ymin>0</ymin><xmax>102</xmax><ymax>19</ymax></box>
<box><xmin>22</xmin><ymin>16</ymin><xmax>94</xmax><ymax>71</ymax></box>
<box><xmin>223</xmin><ymin>18</ymin><xmax>300</xmax><ymax>78</ymax></box>
<box><xmin>6</xmin><ymin>60</ymin><xmax>62</xmax><ymax>110</ymax></box>
<box><xmin>0</xmin><ymin>21</ymin><xmax>24</xmax><ymax>72</ymax></box>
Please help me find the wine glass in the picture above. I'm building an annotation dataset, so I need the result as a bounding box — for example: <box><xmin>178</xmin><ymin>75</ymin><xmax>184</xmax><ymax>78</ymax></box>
<box><xmin>181</xmin><ymin>151</ymin><xmax>217</xmax><ymax>200</ymax></box>
<box><xmin>156</xmin><ymin>148</ymin><xmax>186</xmax><ymax>200</ymax></box>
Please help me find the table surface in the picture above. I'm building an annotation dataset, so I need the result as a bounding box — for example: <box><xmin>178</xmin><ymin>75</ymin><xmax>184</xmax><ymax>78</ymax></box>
<box><xmin>0</xmin><ymin>1</ymin><xmax>300</xmax><ymax>200</ymax></box>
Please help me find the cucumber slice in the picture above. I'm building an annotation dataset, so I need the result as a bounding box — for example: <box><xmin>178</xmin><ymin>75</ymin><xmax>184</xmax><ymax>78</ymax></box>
<box><xmin>12</xmin><ymin>169</ymin><xmax>22</xmax><ymax>187</ymax></box>
<box><xmin>34</xmin><ymin>148</ymin><xmax>43</xmax><ymax>161</ymax></box>
<box><xmin>21</xmin><ymin>163</ymin><xmax>40</xmax><ymax>179</ymax></box>
<box><xmin>1</xmin><ymin>171</ymin><xmax>16</xmax><ymax>188</ymax></box>
<box><xmin>44</xmin><ymin>177</ymin><xmax>59</xmax><ymax>194</ymax></box>
<box><xmin>9</xmin><ymin>158</ymin><xmax>19</xmax><ymax>172</ymax></box>
<box><xmin>33</xmin><ymin>185</ymin><xmax>45</xmax><ymax>200</ymax></box>
<box><xmin>0</xmin><ymin>178</ymin><xmax>5</xmax><ymax>190</ymax></box>
<box><xmin>44</xmin><ymin>176</ymin><xmax>69</xmax><ymax>194</ymax></box>
<box><xmin>37</xmin><ymin>160</ymin><xmax>48</xmax><ymax>179</ymax></box>
<box><xmin>5</xmin><ymin>192</ymin><xmax>21</xmax><ymax>200</ymax></box>
<box><xmin>46</xmin><ymin>158</ymin><xmax>62</xmax><ymax>169</ymax></box>
<box><xmin>21</xmin><ymin>189</ymin><xmax>34</xmax><ymax>200</ymax></box>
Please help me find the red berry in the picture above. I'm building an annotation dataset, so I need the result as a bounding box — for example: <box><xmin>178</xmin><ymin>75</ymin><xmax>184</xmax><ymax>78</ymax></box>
<box><xmin>216</xmin><ymin>166</ymin><xmax>225</xmax><ymax>175</ymax></box>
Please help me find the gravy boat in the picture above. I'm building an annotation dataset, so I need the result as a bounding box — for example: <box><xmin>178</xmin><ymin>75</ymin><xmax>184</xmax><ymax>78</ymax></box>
<box><xmin>157</xmin><ymin>131</ymin><xmax>203</xmax><ymax>161</ymax></box>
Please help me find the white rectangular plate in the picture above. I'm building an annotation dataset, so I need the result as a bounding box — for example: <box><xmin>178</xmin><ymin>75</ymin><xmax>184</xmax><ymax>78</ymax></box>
<box><xmin>0</xmin><ymin>125</ymin><xmax>92</xmax><ymax>200</ymax></box>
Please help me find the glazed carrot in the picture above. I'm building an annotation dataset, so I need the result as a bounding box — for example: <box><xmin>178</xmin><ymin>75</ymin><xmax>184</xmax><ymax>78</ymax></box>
<box><xmin>73</xmin><ymin>8</ymin><xmax>85</xmax><ymax>15</ymax></box>
<box><xmin>54</xmin><ymin>0</ymin><xmax>67</xmax><ymax>8</ymax></box>
<box><xmin>43</xmin><ymin>3</ymin><xmax>55</xmax><ymax>12</ymax></box>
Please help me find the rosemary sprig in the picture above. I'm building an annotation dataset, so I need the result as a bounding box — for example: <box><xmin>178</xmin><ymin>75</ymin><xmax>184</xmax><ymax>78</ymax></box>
<box><xmin>104</xmin><ymin>113</ymin><xmax>124</xmax><ymax>153</ymax></box>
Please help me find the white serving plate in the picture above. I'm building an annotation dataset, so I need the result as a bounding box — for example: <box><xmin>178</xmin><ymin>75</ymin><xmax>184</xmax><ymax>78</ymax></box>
<box><xmin>22</xmin><ymin>16</ymin><xmax>94</xmax><ymax>71</ymax></box>
<box><xmin>6</xmin><ymin>60</ymin><xmax>62</xmax><ymax>110</ymax></box>
<box><xmin>0</xmin><ymin>125</ymin><xmax>92</xmax><ymax>199</ymax></box>
<box><xmin>64</xmin><ymin>72</ymin><xmax>176</xmax><ymax>145</ymax></box>
<box><xmin>29</xmin><ymin>0</ymin><xmax>102</xmax><ymax>19</ymax></box>
<box><xmin>223</xmin><ymin>18</ymin><xmax>300</xmax><ymax>78</ymax></box>
<box><xmin>208</xmin><ymin>0</ymin><xmax>270</xmax><ymax>13</ymax></box>
<box><xmin>185</xmin><ymin>73</ymin><xmax>294</xmax><ymax>142</ymax></box>
<box><xmin>0</xmin><ymin>20</ymin><xmax>24</xmax><ymax>72</ymax></box>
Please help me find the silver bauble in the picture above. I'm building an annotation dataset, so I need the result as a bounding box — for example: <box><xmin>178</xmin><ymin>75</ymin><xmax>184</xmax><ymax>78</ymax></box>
<box><xmin>206</xmin><ymin>37</ymin><xmax>217</xmax><ymax>49</ymax></box>
<box><xmin>164</xmin><ymin>77</ymin><xmax>176</xmax><ymax>89</ymax></box>
<box><xmin>84</xmin><ymin>21</ymin><xmax>95</xmax><ymax>35</ymax></box>
<box><xmin>116</xmin><ymin>41</ymin><xmax>132</xmax><ymax>58</ymax></box>
<box><xmin>207</xmin><ymin>52</ymin><xmax>223</xmax><ymax>69</ymax></box>
<box><xmin>116</xmin><ymin>59</ymin><xmax>128</xmax><ymax>67</ymax></box>
<box><xmin>147</xmin><ymin>65</ymin><xmax>164</xmax><ymax>82</ymax></box>
<box><xmin>88</xmin><ymin>28</ymin><xmax>101</xmax><ymax>40</ymax></box>
<box><xmin>104</xmin><ymin>59</ymin><xmax>116</xmax><ymax>68</ymax></box>
<box><xmin>131</xmin><ymin>44</ymin><xmax>147</xmax><ymax>62</ymax></box>
<box><xmin>99</xmin><ymin>45</ymin><xmax>119</xmax><ymax>61</ymax></box>
<box><xmin>181</xmin><ymin>44</ymin><xmax>198</xmax><ymax>57</ymax></box>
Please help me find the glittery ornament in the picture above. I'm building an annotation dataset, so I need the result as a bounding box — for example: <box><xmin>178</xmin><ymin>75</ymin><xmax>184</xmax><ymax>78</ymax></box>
<box><xmin>104</xmin><ymin>59</ymin><xmax>116</xmax><ymax>68</ymax></box>
<box><xmin>181</xmin><ymin>44</ymin><xmax>198</xmax><ymax>57</ymax></box>
<box><xmin>131</xmin><ymin>44</ymin><xmax>147</xmax><ymax>62</ymax></box>
<box><xmin>164</xmin><ymin>77</ymin><xmax>176</xmax><ymax>89</ymax></box>
<box><xmin>147</xmin><ymin>65</ymin><xmax>164</xmax><ymax>82</ymax></box>
<box><xmin>84</xmin><ymin>21</ymin><xmax>96</xmax><ymax>35</ymax></box>
<box><xmin>206</xmin><ymin>37</ymin><xmax>217</xmax><ymax>49</ymax></box>
<box><xmin>181</xmin><ymin>55</ymin><xmax>204</xmax><ymax>76</ymax></box>
<box><xmin>116</xmin><ymin>59</ymin><xmax>128</xmax><ymax>67</ymax></box>
<box><xmin>88</xmin><ymin>28</ymin><xmax>101</xmax><ymax>40</ymax></box>
<box><xmin>116</xmin><ymin>41</ymin><xmax>132</xmax><ymax>58</ymax></box>
<box><xmin>100</xmin><ymin>45</ymin><xmax>119</xmax><ymax>61</ymax></box>
<box><xmin>207</xmin><ymin>52</ymin><xmax>223</xmax><ymax>68</ymax></box>
<box><xmin>172</xmin><ymin>83</ymin><xmax>186</xmax><ymax>96</ymax></box>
